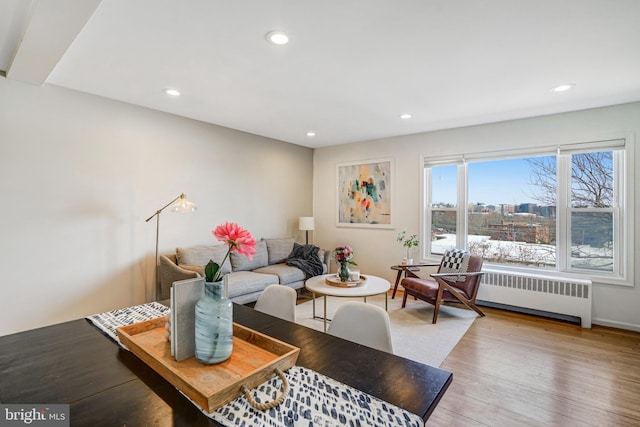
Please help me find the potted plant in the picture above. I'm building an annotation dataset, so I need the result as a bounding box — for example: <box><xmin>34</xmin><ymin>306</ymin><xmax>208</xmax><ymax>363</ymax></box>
<box><xmin>396</xmin><ymin>229</ymin><xmax>419</xmax><ymax>265</ymax></box>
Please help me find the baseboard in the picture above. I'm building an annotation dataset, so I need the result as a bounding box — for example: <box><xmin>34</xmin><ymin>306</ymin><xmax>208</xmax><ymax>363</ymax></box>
<box><xmin>476</xmin><ymin>300</ymin><xmax>581</xmax><ymax>325</ymax></box>
<box><xmin>590</xmin><ymin>317</ymin><xmax>640</xmax><ymax>333</ymax></box>
<box><xmin>384</xmin><ymin>290</ymin><xmax>582</xmax><ymax>325</ymax></box>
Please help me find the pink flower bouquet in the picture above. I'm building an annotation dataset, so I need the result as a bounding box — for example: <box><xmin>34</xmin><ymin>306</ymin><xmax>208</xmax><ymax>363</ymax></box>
<box><xmin>333</xmin><ymin>245</ymin><xmax>357</xmax><ymax>266</ymax></box>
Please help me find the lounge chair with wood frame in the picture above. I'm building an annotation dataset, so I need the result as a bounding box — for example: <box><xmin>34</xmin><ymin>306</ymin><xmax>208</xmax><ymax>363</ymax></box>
<box><xmin>400</xmin><ymin>251</ymin><xmax>485</xmax><ymax>323</ymax></box>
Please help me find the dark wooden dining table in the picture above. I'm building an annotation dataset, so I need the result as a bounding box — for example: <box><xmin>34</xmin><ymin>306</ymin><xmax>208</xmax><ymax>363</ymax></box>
<box><xmin>0</xmin><ymin>303</ymin><xmax>452</xmax><ymax>426</ymax></box>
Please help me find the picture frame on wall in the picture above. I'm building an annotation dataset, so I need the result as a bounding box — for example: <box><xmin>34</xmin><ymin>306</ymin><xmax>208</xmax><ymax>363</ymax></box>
<box><xmin>336</xmin><ymin>158</ymin><xmax>394</xmax><ymax>228</ymax></box>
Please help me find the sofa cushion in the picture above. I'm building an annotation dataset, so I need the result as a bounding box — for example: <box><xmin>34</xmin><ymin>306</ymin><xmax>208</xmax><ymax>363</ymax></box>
<box><xmin>230</xmin><ymin>240</ymin><xmax>268</xmax><ymax>271</ymax></box>
<box><xmin>225</xmin><ymin>271</ymin><xmax>278</xmax><ymax>299</ymax></box>
<box><xmin>176</xmin><ymin>245</ymin><xmax>232</xmax><ymax>274</ymax></box>
<box><xmin>253</xmin><ymin>263</ymin><xmax>305</xmax><ymax>285</ymax></box>
<box><xmin>263</xmin><ymin>237</ymin><xmax>295</xmax><ymax>265</ymax></box>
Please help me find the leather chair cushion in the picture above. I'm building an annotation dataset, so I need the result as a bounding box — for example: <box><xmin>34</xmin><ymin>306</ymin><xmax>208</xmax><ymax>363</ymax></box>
<box><xmin>401</xmin><ymin>277</ymin><xmax>471</xmax><ymax>301</ymax></box>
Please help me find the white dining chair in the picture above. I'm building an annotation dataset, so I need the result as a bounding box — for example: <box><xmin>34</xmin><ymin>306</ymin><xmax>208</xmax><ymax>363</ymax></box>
<box><xmin>327</xmin><ymin>301</ymin><xmax>393</xmax><ymax>353</ymax></box>
<box><xmin>253</xmin><ymin>284</ymin><xmax>297</xmax><ymax>322</ymax></box>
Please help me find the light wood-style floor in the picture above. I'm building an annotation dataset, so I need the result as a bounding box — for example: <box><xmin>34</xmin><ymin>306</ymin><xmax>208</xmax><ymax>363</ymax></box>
<box><xmin>427</xmin><ymin>305</ymin><xmax>640</xmax><ymax>426</ymax></box>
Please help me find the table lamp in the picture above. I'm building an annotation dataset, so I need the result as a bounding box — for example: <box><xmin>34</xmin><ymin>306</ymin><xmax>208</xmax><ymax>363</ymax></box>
<box><xmin>299</xmin><ymin>216</ymin><xmax>315</xmax><ymax>245</ymax></box>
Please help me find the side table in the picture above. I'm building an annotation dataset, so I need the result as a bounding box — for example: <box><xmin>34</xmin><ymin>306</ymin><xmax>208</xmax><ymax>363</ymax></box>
<box><xmin>390</xmin><ymin>263</ymin><xmax>439</xmax><ymax>299</ymax></box>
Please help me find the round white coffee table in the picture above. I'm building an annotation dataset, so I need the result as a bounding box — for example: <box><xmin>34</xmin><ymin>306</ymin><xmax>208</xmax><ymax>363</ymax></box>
<box><xmin>305</xmin><ymin>274</ymin><xmax>391</xmax><ymax>332</ymax></box>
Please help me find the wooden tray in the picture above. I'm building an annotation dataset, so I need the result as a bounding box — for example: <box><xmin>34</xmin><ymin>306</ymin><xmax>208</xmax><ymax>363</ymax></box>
<box><xmin>116</xmin><ymin>317</ymin><xmax>299</xmax><ymax>414</ymax></box>
<box><xmin>325</xmin><ymin>274</ymin><xmax>368</xmax><ymax>287</ymax></box>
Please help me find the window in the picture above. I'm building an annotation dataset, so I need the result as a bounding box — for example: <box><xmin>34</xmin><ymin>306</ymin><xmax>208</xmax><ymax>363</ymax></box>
<box><xmin>429</xmin><ymin>164</ymin><xmax>458</xmax><ymax>255</ymax></box>
<box><xmin>566</xmin><ymin>150</ymin><xmax>616</xmax><ymax>272</ymax></box>
<box><xmin>423</xmin><ymin>139</ymin><xmax>632</xmax><ymax>284</ymax></box>
<box><xmin>467</xmin><ymin>156</ymin><xmax>557</xmax><ymax>269</ymax></box>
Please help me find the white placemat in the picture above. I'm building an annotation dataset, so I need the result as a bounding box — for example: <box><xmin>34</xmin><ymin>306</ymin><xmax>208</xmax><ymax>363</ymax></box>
<box><xmin>86</xmin><ymin>301</ymin><xmax>169</xmax><ymax>347</ymax></box>
<box><xmin>86</xmin><ymin>303</ymin><xmax>423</xmax><ymax>427</ymax></box>
<box><xmin>210</xmin><ymin>365</ymin><xmax>422</xmax><ymax>427</ymax></box>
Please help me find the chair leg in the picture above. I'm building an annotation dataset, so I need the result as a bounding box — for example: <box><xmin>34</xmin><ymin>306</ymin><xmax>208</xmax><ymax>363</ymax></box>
<box><xmin>435</xmin><ymin>277</ymin><xmax>486</xmax><ymax>319</ymax></box>
<box><xmin>467</xmin><ymin>302</ymin><xmax>486</xmax><ymax>317</ymax></box>
<box><xmin>448</xmin><ymin>290</ymin><xmax>486</xmax><ymax>318</ymax></box>
<box><xmin>432</xmin><ymin>300</ymin><xmax>441</xmax><ymax>324</ymax></box>
<box><xmin>432</xmin><ymin>285</ymin><xmax>446</xmax><ymax>324</ymax></box>
<box><xmin>401</xmin><ymin>290</ymin><xmax>408</xmax><ymax>308</ymax></box>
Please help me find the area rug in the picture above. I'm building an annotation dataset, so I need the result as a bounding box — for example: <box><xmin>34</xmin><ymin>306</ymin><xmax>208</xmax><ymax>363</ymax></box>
<box><xmin>295</xmin><ymin>294</ymin><xmax>477</xmax><ymax>367</ymax></box>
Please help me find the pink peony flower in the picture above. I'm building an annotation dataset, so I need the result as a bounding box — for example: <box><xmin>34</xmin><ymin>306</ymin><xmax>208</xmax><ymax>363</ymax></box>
<box><xmin>213</xmin><ymin>222</ymin><xmax>257</xmax><ymax>260</ymax></box>
<box><xmin>205</xmin><ymin>222</ymin><xmax>256</xmax><ymax>282</ymax></box>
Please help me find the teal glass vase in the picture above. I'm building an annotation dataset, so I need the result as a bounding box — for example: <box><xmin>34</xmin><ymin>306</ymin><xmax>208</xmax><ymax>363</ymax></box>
<box><xmin>195</xmin><ymin>280</ymin><xmax>233</xmax><ymax>364</ymax></box>
<box><xmin>338</xmin><ymin>262</ymin><xmax>350</xmax><ymax>282</ymax></box>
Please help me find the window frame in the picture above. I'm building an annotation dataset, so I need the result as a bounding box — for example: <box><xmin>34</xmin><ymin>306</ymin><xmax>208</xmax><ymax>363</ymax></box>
<box><xmin>420</xmin><ymin>137</ymin><xmax>634</xmax><ymax>287</ymax></box>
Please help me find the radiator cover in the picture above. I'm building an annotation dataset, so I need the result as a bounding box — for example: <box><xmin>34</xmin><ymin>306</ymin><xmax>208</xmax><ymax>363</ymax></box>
<box><xmin>477</xmin><ymin>269</ymin><xmax>592</xmax><ymax>328</ymax></box>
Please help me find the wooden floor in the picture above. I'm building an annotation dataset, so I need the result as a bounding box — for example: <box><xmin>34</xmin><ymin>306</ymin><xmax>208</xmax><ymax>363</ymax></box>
<box><xmin>427</xmin><ymin>305</ymin><xmax>640</xmax><ymax>426</ymax></box>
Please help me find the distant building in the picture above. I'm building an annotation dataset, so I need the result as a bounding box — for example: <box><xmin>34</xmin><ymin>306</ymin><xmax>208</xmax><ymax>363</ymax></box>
<box><xmin>518</xmin><ymin>203</ymin><xmax>537</xmax><ymax>214</ymax></box>
<box><xmin>498</xmin><ymin>204</ymin><xmax>515</xmax><ymax>215</ymax></box>
<box><xmin>537</xmin><ymin>205</ymin><xmax>556</xmax><ymax>218</ymax></box>
<box><xmin>487</xmin><ymin>221</ymin><xmax>550</xmax><ymax>244</ymax></box>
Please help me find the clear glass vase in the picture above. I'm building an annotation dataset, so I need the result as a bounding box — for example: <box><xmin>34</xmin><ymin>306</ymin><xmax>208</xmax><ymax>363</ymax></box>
<box><xmin>338</xmin><ymin>262</ymin><xmax>350</xmax><ymax>282</ymax></box>
<box><xmin>195</xmin><ymin>280</ymin><xmax>233</xmax><ymax>364</ymax></box>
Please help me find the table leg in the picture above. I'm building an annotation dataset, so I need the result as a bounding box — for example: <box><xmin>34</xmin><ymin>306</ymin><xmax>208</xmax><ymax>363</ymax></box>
<box><xmin>312</xmin><ymin>292</ymin><xmax>316</xmax><ymax>319</ymax></box>
<box><xmin>323</xmin><ymin>295</ymin><xmax>327</xmax><ymax>333</ymax></box>
<box><xmin>364</xmin><ymin>296</ymin><xmax>367</xmax><ymax>303</ymax></box>
<box><xmin>385</xmin><ymin>292</ymin><xmax>388</xmax><ymax>311</ymax></box>
<box><xmin>392</xmin><ymin>270</ymin><xmax>403</xmax><ymax>299</ymax></box>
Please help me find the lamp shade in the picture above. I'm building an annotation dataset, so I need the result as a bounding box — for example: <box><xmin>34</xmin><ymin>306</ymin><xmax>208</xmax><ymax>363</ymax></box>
<box><xmin>299</xmin><ymin>216</ymin><xmax>315</xmax><ymax>231</ymax></box>
<box><xmin>171</xmin><ymin>194</ymin><xmax>197</xmax><ymax>213</ymax></box>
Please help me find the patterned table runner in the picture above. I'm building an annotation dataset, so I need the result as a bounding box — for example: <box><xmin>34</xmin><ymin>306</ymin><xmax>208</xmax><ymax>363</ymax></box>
<box><xmin>86</xmin><ymin>303</ymin><xmax>423</xmax><ymax>427</ymax></box>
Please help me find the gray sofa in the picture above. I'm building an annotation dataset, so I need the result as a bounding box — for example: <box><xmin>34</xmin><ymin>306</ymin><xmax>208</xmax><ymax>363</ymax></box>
<box><xmin>159</xmin><ymin>237</ymin><xmax>330</xmax><ymax>303</ymax></box>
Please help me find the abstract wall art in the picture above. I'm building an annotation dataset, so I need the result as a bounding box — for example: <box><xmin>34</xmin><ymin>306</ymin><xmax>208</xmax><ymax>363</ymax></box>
<box><xmin>336</xmin><ymin>158</ymin><xmax>394</xmax><ymax>228</ymax></box>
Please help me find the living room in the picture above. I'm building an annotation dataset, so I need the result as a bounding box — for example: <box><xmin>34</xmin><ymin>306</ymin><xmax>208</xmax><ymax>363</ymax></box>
<box><xmin>1</xmin><ymin>1</ymin><xmax>639</xmax><ymax>425</ymax></box>
<box><xmin>1</xmin><ymin>0</ymin><xmax>639</xmax><ymax>337</ymax></box>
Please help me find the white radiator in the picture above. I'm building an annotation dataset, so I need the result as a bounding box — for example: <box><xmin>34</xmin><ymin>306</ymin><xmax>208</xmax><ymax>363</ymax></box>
<box><xmin>477</xmin><ymin>269</ymin><xmax>592</xmax><ymax>328</ymax></box>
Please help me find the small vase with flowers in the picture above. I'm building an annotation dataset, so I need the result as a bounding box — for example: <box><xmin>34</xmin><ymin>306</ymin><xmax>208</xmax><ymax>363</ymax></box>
<box><xmin>333</xmin><ymin>245</ymin><xmax>357</xmax><ymax>282</ymax></box>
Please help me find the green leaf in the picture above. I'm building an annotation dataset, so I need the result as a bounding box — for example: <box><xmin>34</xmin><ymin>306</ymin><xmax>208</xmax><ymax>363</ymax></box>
<box><xmin>204</xmin><ymin>259</ymin><xmax>221</xmax><ymax>282</ymax></box>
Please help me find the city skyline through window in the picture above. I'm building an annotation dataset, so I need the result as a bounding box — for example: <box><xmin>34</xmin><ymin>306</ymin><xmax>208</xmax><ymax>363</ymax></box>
<box><xmin>426</xmin><ymin>145</ymin><xmax>624</xmax><ymax>277</ymax></box>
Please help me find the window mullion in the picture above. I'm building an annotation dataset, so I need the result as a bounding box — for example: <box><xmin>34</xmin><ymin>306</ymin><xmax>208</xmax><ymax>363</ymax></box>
<box><xmin>422</xmin><ymin>165</ymin><xmax>431</xmax><ymax>258</ymax></box>
<box><xmin>613</xmin><ymin>150</ymin><xmax>624</xmax><ymax>276</ymax></box>
<box><xmin>556</xmin><ymin>153</ymin><xmax>569</xmax><ymax>271</ymax></box>
<box><xmin>457</xmin><ymin>163</ymin><xmax>467</xmax><ymax>250</ymax></box>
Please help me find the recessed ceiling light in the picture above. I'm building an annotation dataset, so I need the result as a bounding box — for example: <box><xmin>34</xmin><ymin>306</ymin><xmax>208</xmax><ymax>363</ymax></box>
<box><xmin>162</xmin><ymin>88</ymin><xmax>181</xmax><ymax>97</ymax></box>
<box><xmin>265</xmin><ymin>30</ymin><xmax>290</xmax><ymax>45</ymax></box>
<box><xmin>552</xmin><ymin>83</ymin><xmax>575</xmax><ymax>92</ymax></box>
<box><xmin>306</xmin><ymin>131</ymin><xmax>316</xmax><ymax>137</ymax></box>
<box><xmin>400</xmin><ymin>113</ymin><xmax>412</xmax><ymax>119</ymax></box>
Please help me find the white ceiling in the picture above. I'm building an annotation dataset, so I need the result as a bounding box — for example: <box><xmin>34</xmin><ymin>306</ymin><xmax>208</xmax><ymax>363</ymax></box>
<box><xmin>2</xmin><ymin>0</ymin><xmax>640</xmax><ymax>148</ymax></box>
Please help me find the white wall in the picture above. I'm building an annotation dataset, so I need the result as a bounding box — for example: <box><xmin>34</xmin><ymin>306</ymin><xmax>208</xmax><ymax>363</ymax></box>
<box><xmin>0</xmin><ymin>77</ymin><xmax>313</xmax><ymax>336</ymax></box>
<box><xmin>313</xmin><ymin>102</ymin><xmax>640</xmax><ymax>331</ymax></box>
<box><xmin>3</xmin><ymin>74</ymin><xmax>637</xmax><ymax>334</ymax></box>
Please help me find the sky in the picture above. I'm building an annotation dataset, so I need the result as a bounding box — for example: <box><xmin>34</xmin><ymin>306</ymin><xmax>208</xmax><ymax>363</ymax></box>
<box><xmin>432</xmin><ymin>158</ymin><xmax>553</xmax><ymax>206</ymax></box>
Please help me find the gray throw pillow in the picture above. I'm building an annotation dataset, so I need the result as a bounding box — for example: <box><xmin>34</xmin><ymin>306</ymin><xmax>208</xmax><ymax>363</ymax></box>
<box><xmin>176</xmin><ymin>245</ymin><xmax>232</xmax><ymax>274</ymax></box>
<box><xmin>263</xmin><ymin>237</ymin><xmax>295</xmax><ymax>264</ymax></box>
<box><xmin>230</xmin><ymin>240</ymin><xmax>268</xmax><ymax>271</ymax></box>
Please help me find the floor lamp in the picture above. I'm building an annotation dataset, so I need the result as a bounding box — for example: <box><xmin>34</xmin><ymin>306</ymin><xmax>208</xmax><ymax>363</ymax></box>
<box><xmin>299</xmin><ymin>216</ymin><xmax>315</xmax><ymax>245</ymax></box>
<box><xmin>146</xmin><ymin>193</ymin><xmax>197</xmax><ymax>301</ymax></box>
